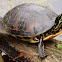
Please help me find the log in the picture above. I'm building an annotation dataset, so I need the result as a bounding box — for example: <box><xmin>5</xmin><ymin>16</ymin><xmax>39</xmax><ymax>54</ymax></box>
<box><xmin>0</xmin><ymin>34</ymin><xmax>62</xmax><ymax>62</ymax></box>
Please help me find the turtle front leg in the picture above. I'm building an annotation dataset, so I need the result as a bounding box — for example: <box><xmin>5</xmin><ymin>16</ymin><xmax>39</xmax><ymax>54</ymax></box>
<box><xmin>38</xmin><ymin>39</ymin><xmax>46</xmax><ymax>58</ymax></box>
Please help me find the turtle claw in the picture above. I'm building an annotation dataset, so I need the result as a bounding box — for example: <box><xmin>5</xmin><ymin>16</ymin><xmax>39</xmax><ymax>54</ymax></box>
<box><xmin>38</xmin><ymin>50</ymin><xmax>47</xmax><ymax>58</ymax></box>
<box><xmin>40</xmin><ymin>52</ymin><xmax>47</xmax><ymax>58</ymax></box>
<box><xmin>38</xmin><ymin>39</ymin><xmax>47</xmax><ymax>58</ymax></box>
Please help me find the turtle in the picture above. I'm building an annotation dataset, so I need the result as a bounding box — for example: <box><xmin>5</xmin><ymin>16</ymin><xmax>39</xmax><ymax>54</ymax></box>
<box><xmin>1</xmin><ymin>3</ymin><xmax>62</xmax><ymax>60</ymax></box>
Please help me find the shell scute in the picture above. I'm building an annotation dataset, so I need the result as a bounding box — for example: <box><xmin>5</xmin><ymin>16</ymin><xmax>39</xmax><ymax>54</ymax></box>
<box><xmin>3</xmin><ymin>4</ymin><xmax>57</xmax><ymax>36</ymax></box>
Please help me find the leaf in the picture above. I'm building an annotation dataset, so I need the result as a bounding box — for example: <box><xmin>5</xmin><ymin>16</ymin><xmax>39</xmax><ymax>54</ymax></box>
<box><xmin>57</xmin><ymin>41</ymin><xmax>61</xmax><ymax>44</ymax></box>
<box><xmin>57</xmin><ymin>44</ymin><xmax>62</xmax><ymax>49</ymax></box>
<box><xmin>7</xmin><ymin>0</ymin><xmax>12</xmax><ymax>1</ymax></box>
<box><xmin>8</xmin><ymin>5</ymin><xmax>13</xmax><ymax>8</ymax></box>
<box><xmin>59</xmin><ymin>35</ymin><xmax>62</xmax><ymax>37</ymax></box>
<box><xmin>17</xmin><ymin>8</ymin><xmax>20</xmax><ymax>10</ymax></box>
<box><xmin>45</xmin><ymin>6</ymin><xmax>50</xmax><ymax>8</ymax></box>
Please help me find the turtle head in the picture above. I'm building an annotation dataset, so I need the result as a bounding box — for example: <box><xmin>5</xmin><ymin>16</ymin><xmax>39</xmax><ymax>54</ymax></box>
<box><xmin>54</xmin><ymin>14</ymin><xmax>62</xmax><ymax>31</ymax></box>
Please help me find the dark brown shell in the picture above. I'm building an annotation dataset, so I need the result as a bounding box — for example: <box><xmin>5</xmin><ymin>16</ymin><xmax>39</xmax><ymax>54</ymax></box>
<box><xmin>3</xmin><ymin>3</ymin><xmax>57</xmax><ymax>36</ymax></box>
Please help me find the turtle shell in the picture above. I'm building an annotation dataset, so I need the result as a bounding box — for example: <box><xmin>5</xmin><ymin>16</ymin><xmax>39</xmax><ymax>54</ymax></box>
<box><xmin>3</xmin><ymin>3</ymin><xmax>57</xmax><ymax>36</ymax></box>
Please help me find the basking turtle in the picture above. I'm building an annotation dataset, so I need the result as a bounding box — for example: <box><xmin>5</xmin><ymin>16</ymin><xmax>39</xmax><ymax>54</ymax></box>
<box><xmin>1</xmin><ymin>3</ymin><xmax>62</xmax><ymax>59</ymax></box>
